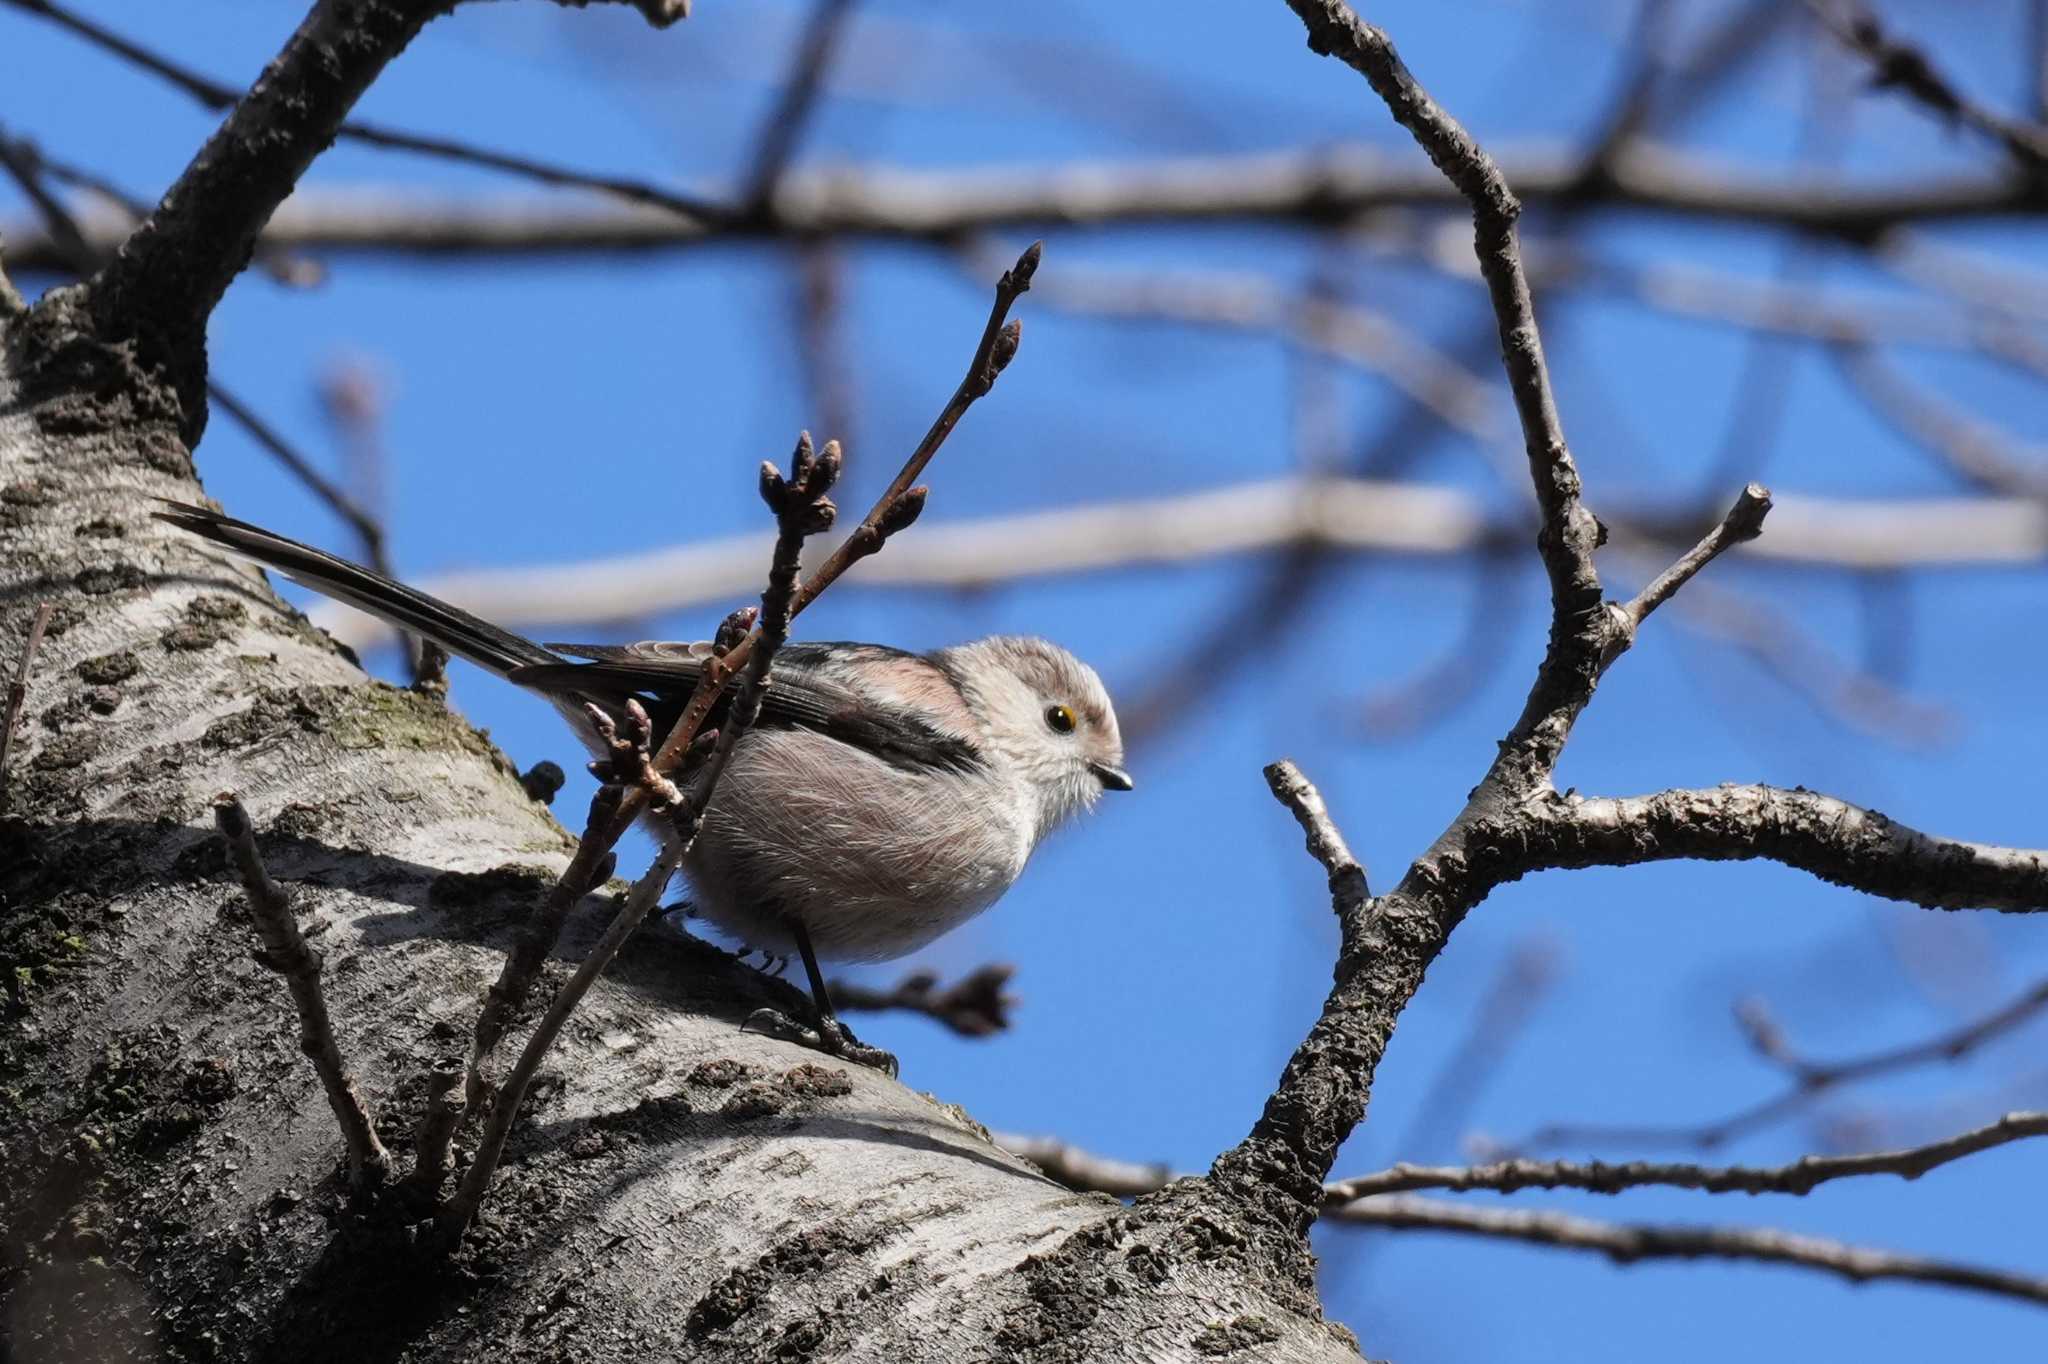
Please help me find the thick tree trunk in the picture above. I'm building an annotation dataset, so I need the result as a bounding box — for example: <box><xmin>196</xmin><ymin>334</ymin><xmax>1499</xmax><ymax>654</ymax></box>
<box><xmin>0</xmin><ymin>287</ymin><xmax>1363</xmax><ymax>1361</ymax></box>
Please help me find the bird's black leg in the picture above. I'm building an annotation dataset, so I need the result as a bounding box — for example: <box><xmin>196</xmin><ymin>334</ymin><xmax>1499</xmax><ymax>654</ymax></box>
<box><xmin>741</xmin><ymin>922</ymin><xmax>898</xmax><ymax>1078</ymax></box>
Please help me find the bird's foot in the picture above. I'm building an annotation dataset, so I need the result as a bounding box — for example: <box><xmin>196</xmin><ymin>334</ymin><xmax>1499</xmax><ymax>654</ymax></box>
<box><xmin>740</xmin><ymin>1007</ymin><xmax>898</xmax><ymax>1079</ymax></box>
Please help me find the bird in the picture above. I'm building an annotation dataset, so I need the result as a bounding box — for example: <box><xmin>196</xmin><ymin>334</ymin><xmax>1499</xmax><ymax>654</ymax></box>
<box><xmin>155</xmin><ymin>501</ymin><xmax>1132</xmax><ymax>1073</ymax></box>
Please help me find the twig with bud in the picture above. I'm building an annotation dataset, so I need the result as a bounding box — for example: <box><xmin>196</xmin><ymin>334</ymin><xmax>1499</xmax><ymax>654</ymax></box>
<box><xmin>830</xmin><ymin>963</ymin><xmax>1018</xmax><ymax>1037</ymax></box>
<box><xmin>441</xmin><ymin>432</ymin><xmax>842</xmax><ymax>1237</ymax></box>
<box><xmin>437</xmin><ymin>244</ymin><xmax>1040</xmax><ymax>1239</ymax></box>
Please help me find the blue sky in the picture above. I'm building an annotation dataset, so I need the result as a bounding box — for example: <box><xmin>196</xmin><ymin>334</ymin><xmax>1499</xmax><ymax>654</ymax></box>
<box><xmin>6</xmin><ymin>1</ymin><xmax>2046</xmax><ymax>1357</ymax></box>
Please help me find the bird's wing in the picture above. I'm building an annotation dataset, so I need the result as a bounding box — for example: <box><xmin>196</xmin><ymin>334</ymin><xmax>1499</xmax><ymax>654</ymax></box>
<box><xmin>509</xmin><ymin>641</ymin><xmax>985</xmax><ymax>775</ymax></box>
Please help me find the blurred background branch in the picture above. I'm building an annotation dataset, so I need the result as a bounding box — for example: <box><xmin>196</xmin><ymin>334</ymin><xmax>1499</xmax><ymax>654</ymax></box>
<box><xmin>10</xmin><ymin>0</ymin><xmax>2048</xmax><ymax>1355</ymax></box>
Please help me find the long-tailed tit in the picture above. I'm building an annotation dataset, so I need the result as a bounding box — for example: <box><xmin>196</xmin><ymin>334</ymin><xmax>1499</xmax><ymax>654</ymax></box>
<box><xmin>157</xmin><ymin>503</ymin><xmax>1131</xmax><ymax>1073</ymax></box>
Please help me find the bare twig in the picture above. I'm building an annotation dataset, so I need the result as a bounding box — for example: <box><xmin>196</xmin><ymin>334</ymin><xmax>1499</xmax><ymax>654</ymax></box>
<box><xmin>212</xmin><ymin>793</ymin><xmax>390</xmax><ymax>1187</ymax></box>
<box><xmin>1012</xmin><ymin>1110</ymin><xmax>2048</xmax><ymax>1205</ymax></box>
<box><xmin>1833</xmin><ymin>345</ymin><xmax>2048</xmax><ymax>500</ymax></box>
<box><xmin>14</xmin><ymin>138</ymin><xmax>2048</xmax><ymax>275</ymax></box>
<box><xmin>1359</xmin><ymin>1196</ymin><xmax>2048</xmax><ymax>1302</ymax></box>
<box><xmin>973</xmin><ymin>245</ymin><xmax>1498</xmax><ymax>439</ymax></box>
<box><xmin>1529</xmin><ymin>784</ymin><xmax>2048</xmax><ymax>914</ymax></box>
<box><xmin>405</xmin><ymin>1058</ymin><xmax>466</xmax><ymax>1199</ymax></box>
<box><xmin>781</xmin><ymin>242</ymin><xmax>1036</xmax><ymax>621</ymax></box>
<box><xmin>1526</xmin><ymin>977</ymin><xmax>2048</xmax><ymax>1152</ymax></box>
<box><xmin>1264</xmin><ymin>760</ymin><xmax>1370</xmax><ymax>906</ymax></box>
<box><xmin>1210</xmin><ymin>760</ymin><xmax>1375</xmax><ymax>1216</ymax></box>
<box><xmin>205</xmin><ymin>382</ymin><xmax>394</xmax><ymax>583</ymax></box>
<box><xmin>442</xmin><ymin>435</ymin><xmax>839</xmax><ymax>1238</ymax></box>
<box><xmin>793</xmin><ymin>241</ymin><xmax>857</xmax><ymax>457</ymax></box>
<box><xmin>86</xmin><ymin>0</ymin><xmax>446</xmax><ymax>418</ymax></box>
<box><xmin>315</xmin><ymin>479</ymin><xmax>2048</xmax><ymax>660</ymax></box>
<box><xmin>1341</xmin><ymin>1194</ymin><xmax>2048</xmax><ymax>1308</ymax></box>
<box><xmin>2</xmin><ymin>0</ymin><xmax>713</xmax><ymax>225</ymax></box>
<box><xmin>996</xmin><ymin>1132</ymin><xmax>1170</xmax><ymax>1199</ymax></box>
<box><xmin>1333</xmin><ymin>1111</ymin><xmax>2048</xmax><ymax>1199</ymax></box>
<box><xmin>1198</xmin><ymin>0</ymin><xmax>1834</xmax><ymax>1243</ymax></box>
<box><xmin>0</xmin><ymin>240</ymin><xmax>23</xmax><ymax>317</ymax></box>
<box><xmin>1</xmin><ymin>602</ymin><xmax>55</xmax><ymax>807</ymax></box>
<box><xmin>456</xmin><ymin>252</ymin><xmax>1032</xmax><ymax>1124</ymax></box>
<box><xmin>1286</xmin><ymin>0</ymin><xmax>1604</xmax><ymax>767</ymax></box>
<box><xmin>604</xmin><ymin>242</ymin><xmax>1035</xmax><ymax>844</ymax></box>
<box><xmin>831</xmin><ymin>964</ymin><xmax>1017</xmax><ymax>1038</ymax></box>
<box><xmin>461</xmin><ymin>786</ymin><xmax>623</xmax><ymax>1111</ymax></box>
<box><xmin>1623</xmin><ymin>484</ymin><xmax>1773</xmax><ymax>626</ymax></box>
<box><xmin>1023</xmin><ymin>1106</ymin><xmax>2048</xmax><ymax>1304</ymax></box>
<box><xmin>1808</xmin><ymin>0</ymin><xmax>2048</xmax><ymax>174</ymax></box>
<box><xmin>0</xmin><ymin>130</ymin><xmax>94</xmax><ymax>271</ymax></box>
<box><xmin>741</xmin><ymin>0</ymin><xmax>858</xmax><ymax>209</ymax></box>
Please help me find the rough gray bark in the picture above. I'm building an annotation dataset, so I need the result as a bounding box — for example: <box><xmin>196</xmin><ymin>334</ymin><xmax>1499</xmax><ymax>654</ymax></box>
<box><xmin>14</xmin><ymin>2</ymin><xmax>2045</xmax><ymax>1357</ymax></box>
<box><xmin>0</xmin><ymin>4</ymin><xmax>1371</xmax><ymax>1349</ymax></box>
<box><xmin>0</xmin><ymin>292</ymin><xmax>1368</xmax><ymax>1362</ymax></box>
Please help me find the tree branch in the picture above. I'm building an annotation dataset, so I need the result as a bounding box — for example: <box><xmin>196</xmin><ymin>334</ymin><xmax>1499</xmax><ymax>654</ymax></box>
<box><xmin>1342</xmin><ymin>1194</ymin><xmax>2048</xmax><ymax>1308</ymax></box>
<box><xmin>1809</xmin><ymin>0</ymin><xmax>2048</xmax><ymax>175</ymax></box>
<box><xmin>1532</xmin><ymin>784</ymin><xmax>2048</xmax><ymax>912</ymax></box>
<box><xmin>442</xmin><ymin>435</ymin><xmax>838</xmax><ymax>1238</ymax></box>
<box><xmin>967</xmin><ymin>244</ymin><xmax>1499</xmax><ymax>439</ymax></box>
<box><xmin>1017</xmin><ymin>1111</ymin><xmax>2048</xmax><ymax>1216</ymax></box>
<box><xmin>740</xmin><ymin>0</ymin><xmax>857</xmax><ymax>209</ymax></box>
<box><xmin>997</xmin><ymin>1133</ymin><xmax>1171</xmax><ymax>1199</ymax></box>
<box><xmin>1832</xmin><ymin>343</ymin><xmax>2048</xmax><ymax>500</ymax></box>
<box><xmin>444</xmin><ymin>244</ymin><xmax>1032</xmax><ymax>1231</ymax></box>
<box><xmin>1286</xmin><ymin>0</ymin><xmax>1612</xmax><ymax>789</ymax></box>
<box><xmin>212</xmin><ymin>792</ymin><xmax>390</xmax><ymax>1187</ymax></box>
<box><xmin>1331</xmin><ymin>1110</ymin><xmax>2048</xmax><ymax>1198</ymax></box>
<box><xmin>1208</xmin><ymin>759</ymin><xmax>1375</xmax><ymax>1223</ymax></box>
<box><xmin>829</xmin><ymin>964</ymin><xmax>1017</xmax><ymax>1038</ymax></box>
<box><xmin>0</xmin><ymin>601</ymin><xmax>54</xmax><ymax>809</ymax></box>
<box><xmin>205</xmin><ymin>381</ymin><xmax>396</xmax><ymax>582</ymax></box>
<box><xmin>404</xmin><ymin>1058</ymin><xmax>466</xmax><ymax>1198</ymax></box>
<box><xmin>1523</xmin><ymin>976</ymin><xmax>2048</xmax><ymax>1153</ymax></box>
<box><xmin>460</xmin><ymin>786</ymin><xmax>621</xmax><ymax>1111</ymax></box>
<box><xmin>1292</xmin><ymin>5</ymin><xmax>1590</xmax><ymax>578</ymax></box>
<box><xmin>81</xmin><ymin>0</ymin><xmax>445</xmax><ymax>439</ymax></box>
<box><xmin>2</xmin><ymin>0</ymin><xmax>710</xmax><ymax>222</ymax></box>
<box><xmin>1265</xmin><ymin>759</ymin><xmax>1371</xmax><ymax>905</ymax></box>
<box><xmin>15</xmin><ymin>141</ymin><xmax>2048</xmax><ymax>278</ymax></box>
<box><xmin>1623</xmin><ymin>483</ymin><xmax>1772</xmax><ymax>625</ymax></box>
<box><xmin>1191</xmin><ymin>4</ymin><xmax>1835</xmax><ymax>1244</ymax></box>
<box><xmin>0</xmin><ymin>234</ymin><xmax>23</xmax><ymax>317</ymax></box>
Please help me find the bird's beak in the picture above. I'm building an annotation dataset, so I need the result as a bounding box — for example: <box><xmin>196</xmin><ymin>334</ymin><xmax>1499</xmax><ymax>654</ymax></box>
<box><xmin>1090</xmin><ymin>762</ymin><xmax>1135</xmax><ymax>792</ymax></box>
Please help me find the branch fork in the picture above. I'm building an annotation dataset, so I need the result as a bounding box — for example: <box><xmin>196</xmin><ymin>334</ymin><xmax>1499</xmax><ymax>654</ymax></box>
<box><xmin>1214</xmin><ymin>10</ymin><xmax>2048</xmax><ymax>1284</ymax></box>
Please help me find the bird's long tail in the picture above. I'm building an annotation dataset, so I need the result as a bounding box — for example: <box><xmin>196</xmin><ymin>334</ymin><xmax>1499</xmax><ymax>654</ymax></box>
<box><xmin>154</xmin><ymin>501</ymin><xmax>559</xmax><ymax>678</ymax></box>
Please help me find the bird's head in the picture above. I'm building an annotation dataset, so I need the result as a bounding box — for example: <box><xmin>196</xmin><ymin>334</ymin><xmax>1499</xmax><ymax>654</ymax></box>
<box><xmin>940</xmin><ymin>635</ymin><xmax>1131</xmax><ymax>839</ymax></box>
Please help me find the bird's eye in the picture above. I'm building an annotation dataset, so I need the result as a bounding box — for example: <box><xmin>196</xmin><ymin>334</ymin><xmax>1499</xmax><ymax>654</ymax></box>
<box><xmin>1045</xmin><ymin>704</ymin><xmax>1077</xmax><ymax>735</ymax></box>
